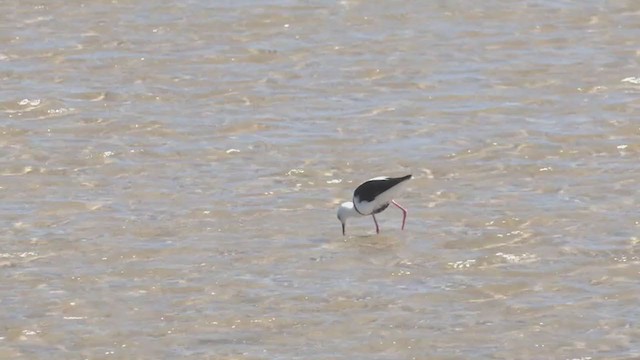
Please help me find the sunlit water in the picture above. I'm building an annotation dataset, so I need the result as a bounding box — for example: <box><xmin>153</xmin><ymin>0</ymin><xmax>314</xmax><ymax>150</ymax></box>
<box><xmin>2</xmin><ymin>1</ymin><xmax>640</xmax><ymax>359</ymax></box>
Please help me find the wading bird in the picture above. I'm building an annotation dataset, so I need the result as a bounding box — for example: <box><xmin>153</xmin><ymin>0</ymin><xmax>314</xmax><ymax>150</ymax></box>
<box><xmin>337</xmin><ymin>174</ymin><xmax>412</xmax><ymax>235</ymax></box>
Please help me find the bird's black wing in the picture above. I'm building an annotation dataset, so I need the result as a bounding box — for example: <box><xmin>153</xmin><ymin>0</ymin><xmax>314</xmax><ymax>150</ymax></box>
<box><xmin>353</xmin><ymin>174</ymin><xmax>412</xmax><ymax>202</ymax></box>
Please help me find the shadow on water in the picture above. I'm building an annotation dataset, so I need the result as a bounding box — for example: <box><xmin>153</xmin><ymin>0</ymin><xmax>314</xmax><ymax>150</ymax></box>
<box><xmin>316</xmin><ymin>231</ymin><xmax>408</xmax><ymax>256</ymax></box>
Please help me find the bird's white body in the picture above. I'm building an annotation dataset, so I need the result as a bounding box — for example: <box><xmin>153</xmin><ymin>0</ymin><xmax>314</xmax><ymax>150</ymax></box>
<box><xmin>353</xmin><ymin>177</ymin><xmax>411</xmax><ymax>215</ymax></box>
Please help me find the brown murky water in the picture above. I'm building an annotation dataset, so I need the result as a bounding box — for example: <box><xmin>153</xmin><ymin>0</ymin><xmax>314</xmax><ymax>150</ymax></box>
<box><xmin>2</xmin><ymin>1</ymin><xmax>640</xmax><ymax>359</ymax></box>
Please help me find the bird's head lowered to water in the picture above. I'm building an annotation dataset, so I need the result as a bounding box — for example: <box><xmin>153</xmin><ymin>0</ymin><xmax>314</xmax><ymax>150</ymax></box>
<box><xmin>337</xmin><ymin>201</ymin><xmax>360</xmax><ymax>235</ymax></box>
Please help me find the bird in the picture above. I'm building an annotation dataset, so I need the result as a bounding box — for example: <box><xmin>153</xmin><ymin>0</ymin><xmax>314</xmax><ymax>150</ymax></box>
<box><xmin>337</xmin><ymin>174</ymin><xmax>412</xmax><ymax>235</ymax></box>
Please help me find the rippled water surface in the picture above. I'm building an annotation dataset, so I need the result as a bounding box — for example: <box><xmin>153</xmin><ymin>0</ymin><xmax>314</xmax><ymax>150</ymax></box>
<box><xmin>2</xmin><ymin>1</ymin><xmax>640</xmax><ymax>359</ymax></box>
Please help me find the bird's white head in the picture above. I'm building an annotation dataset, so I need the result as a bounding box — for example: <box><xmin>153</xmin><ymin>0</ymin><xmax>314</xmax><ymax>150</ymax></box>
<box><xmin>337</xmin><ymin>201</ymin><xmax>360</xmax><ymax>235</ymax></box>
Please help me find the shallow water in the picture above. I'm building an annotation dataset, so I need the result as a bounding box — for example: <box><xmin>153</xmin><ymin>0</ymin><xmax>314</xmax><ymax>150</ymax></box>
<box><xmin>2</xmin><ymin>1</ymin><xmax>640</xmax><ymax>359</ymax></box>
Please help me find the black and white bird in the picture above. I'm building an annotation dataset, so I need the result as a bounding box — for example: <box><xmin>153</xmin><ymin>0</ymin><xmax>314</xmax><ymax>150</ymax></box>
<box><xmin>337</xmin><ymin>174</ymin><xmax>412</xmax><ymax>235</ymax></box>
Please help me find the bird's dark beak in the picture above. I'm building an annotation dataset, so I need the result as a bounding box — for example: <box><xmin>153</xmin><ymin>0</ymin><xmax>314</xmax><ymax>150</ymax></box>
<box><xmin>341</xmin><ymin>223</ymin><xmax>346</xmax><ymax>236</ymax></box>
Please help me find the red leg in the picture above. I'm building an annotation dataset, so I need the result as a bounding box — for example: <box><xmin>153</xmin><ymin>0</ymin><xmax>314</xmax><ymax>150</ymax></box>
<box><xmin>372</xmin><ymin>214</ymin><xmax>380</xmax><ymax>234</ymax></box>
<box><xmin>391</xmin><ymin>200</ymin><xmax>408</xmax><ymax>230</ymax></box>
